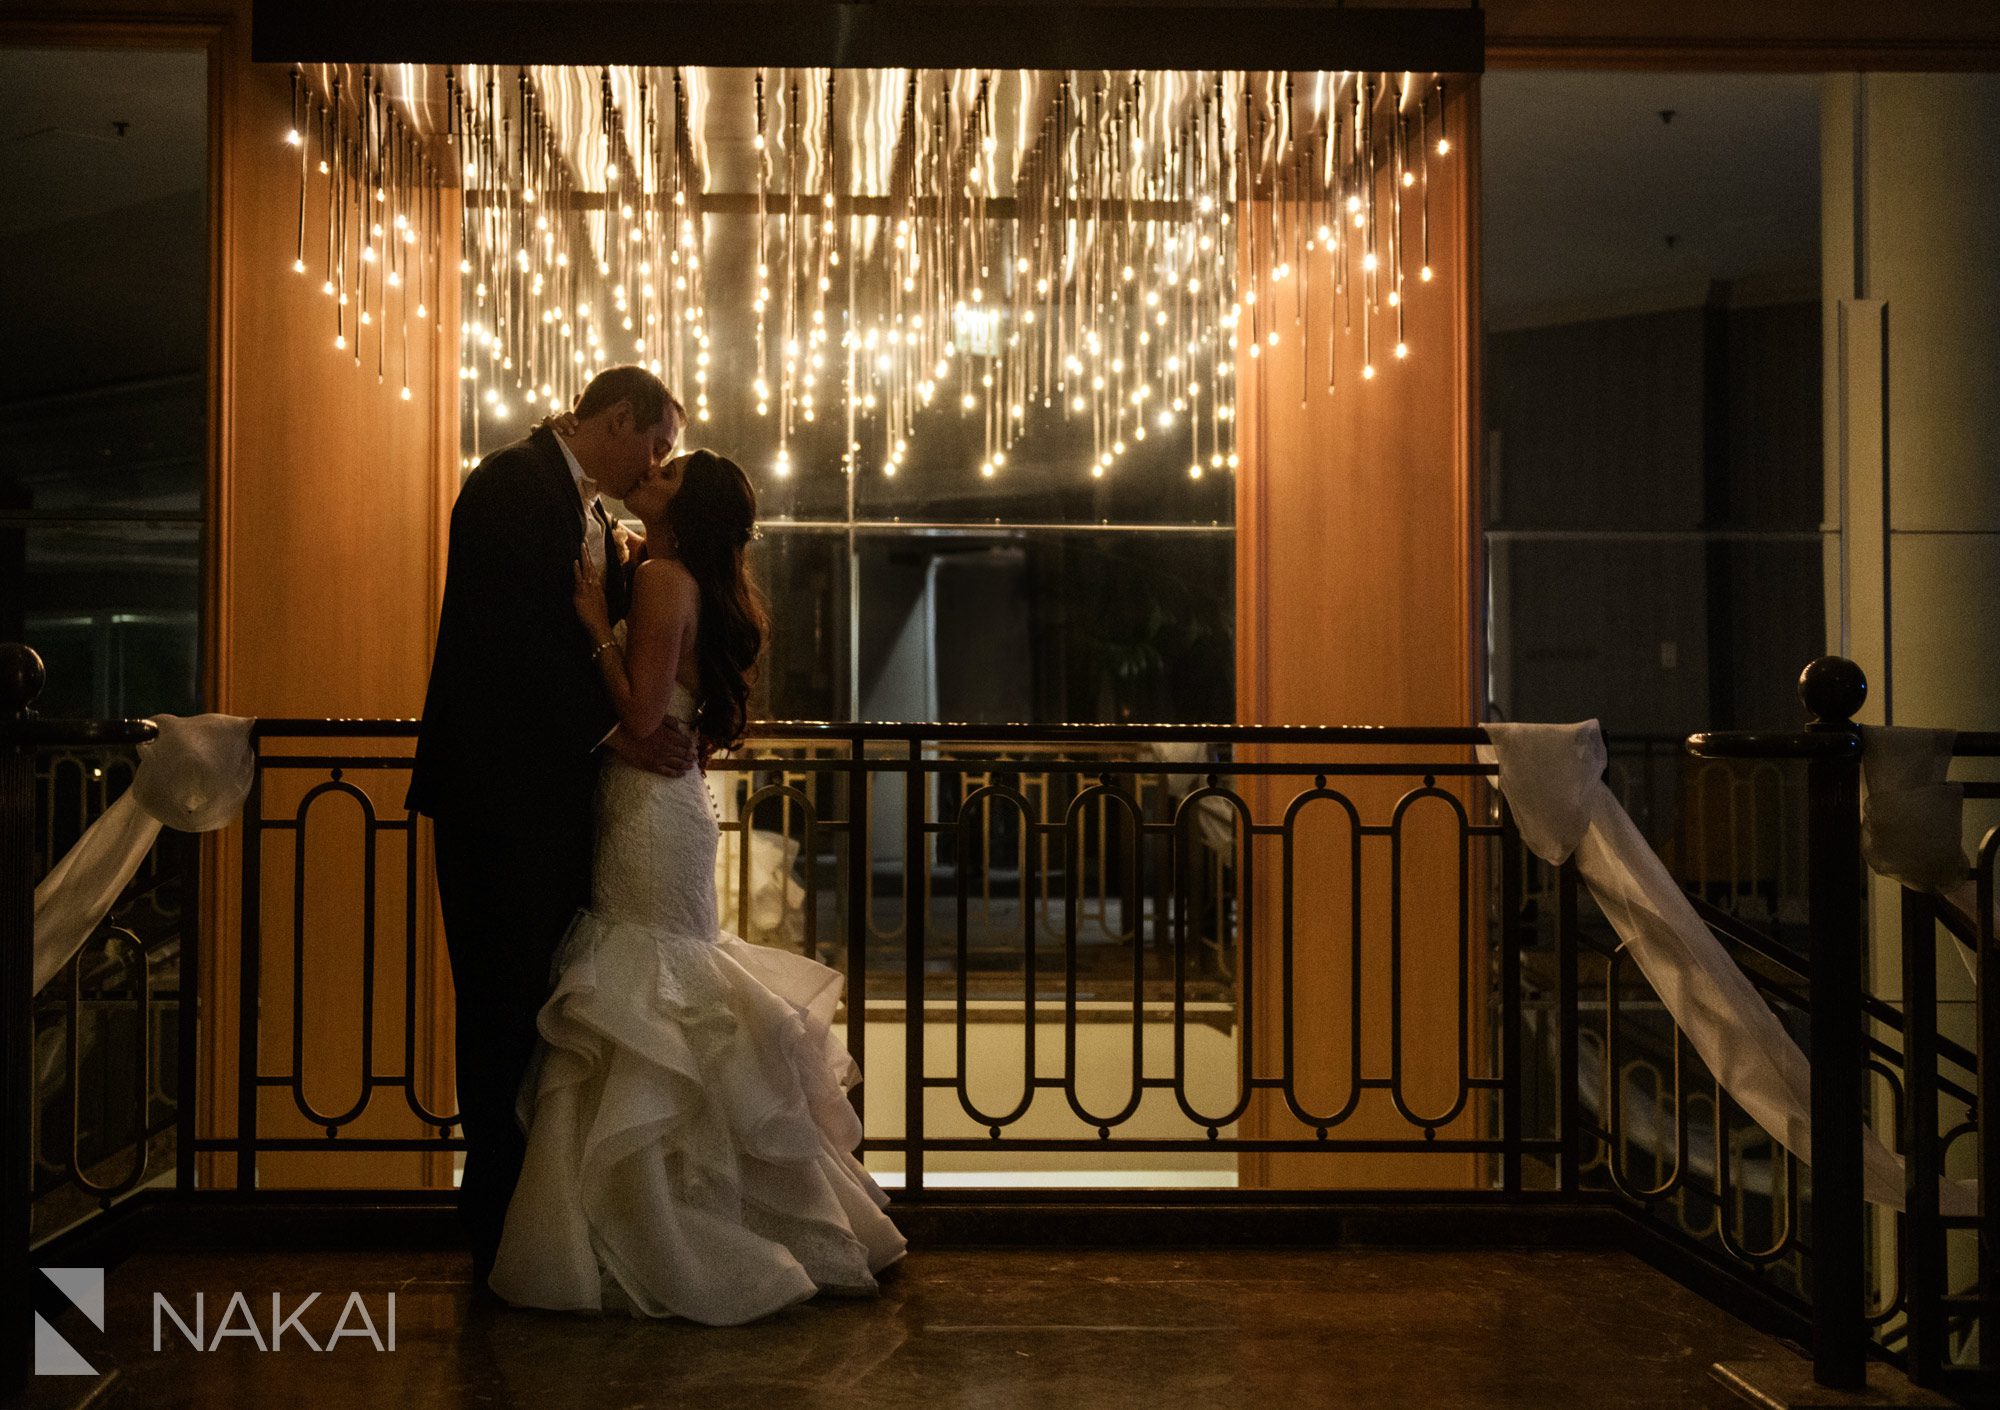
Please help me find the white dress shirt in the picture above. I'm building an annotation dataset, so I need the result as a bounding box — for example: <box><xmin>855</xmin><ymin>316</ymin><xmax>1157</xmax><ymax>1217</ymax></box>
<box><xmin>554</xmin><ymin>430</ymin><xmax>608</xmax><ymax>573</ymax></box>
<box><xmin>556</xmin><ymin>431</ymin><xmax>621</xmax><ymax>750</ymax></box>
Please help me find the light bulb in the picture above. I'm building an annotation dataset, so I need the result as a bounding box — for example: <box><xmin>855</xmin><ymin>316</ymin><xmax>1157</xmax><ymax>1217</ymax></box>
<box><xmin>1420</xmin><ymin>265</ymin><xmax>1435</xmax><ymax>283</ymax></box>
<box><xmin>1402</xmin><ymin>170</ymin><xmax>1415</xmax><ymax>187</ymax></box>
<box><xmin>1362</xmin><ymin>363</ymin><xmax>1376</xmax><ymax>380</ymax></box>
<box><xmin>400</xmin><ymin>386</ymin><xmax>412</xmax><ymax>401</ymax></box>
<box><xmin>1437</xmin><ymin>137</ymin><xmax>1451</xmax><ymax>156</ymax></box>
<box><xmin>285</xmin><ymin>128</ymin><xmax>302</xmax><ymax>147</ymax></box>
<box><xmin>292</xmin><ymin>259</ymin><xmax>306</xmax><ymax>274</ymax></box>
<box><xmin>1190</xmin><ymin>463</ymin><xmax>1203</xmax><ymax>479</ymax></box>
<box><xmin>1395</xmin><ymin>342</ymin><xmax>1409</xmax><ymax>359</ymax></box>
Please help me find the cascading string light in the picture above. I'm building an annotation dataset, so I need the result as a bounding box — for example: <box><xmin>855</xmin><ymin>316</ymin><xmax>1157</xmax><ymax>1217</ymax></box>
<box><xmin>287</xmin><ymin>64</ymin><xmax>445</xmax><ymax>402</ymax></box>
<box><xmin>285</xmin><ymin>65</ymin><xmax>1455</xmax><ymax>479</ymax></box>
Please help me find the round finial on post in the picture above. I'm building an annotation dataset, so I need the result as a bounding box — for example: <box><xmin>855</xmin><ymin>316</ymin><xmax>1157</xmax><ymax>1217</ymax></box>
<box><xmin>1</xmin><ymin>643</ymin><xmax>45</xmax><ymax>720</ymax></box>
<box><xmin>1799</xmin><ymin>655</ymin><xmax>1867</xmax><ymax>726</ymax></box>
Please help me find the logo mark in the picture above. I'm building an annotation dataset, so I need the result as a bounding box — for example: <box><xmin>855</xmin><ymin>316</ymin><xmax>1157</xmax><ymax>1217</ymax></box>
<box><xmin>35</xmin><ymin>1267</ymin><xmax>104</xmax><ymax>1376</ymax></box>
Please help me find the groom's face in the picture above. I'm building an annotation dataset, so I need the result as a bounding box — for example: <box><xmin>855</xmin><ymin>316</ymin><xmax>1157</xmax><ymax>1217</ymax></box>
<box><xmin>598</xmin><ymin>404</ymin><xmax>682</xmax><ymax>501</ymax></box>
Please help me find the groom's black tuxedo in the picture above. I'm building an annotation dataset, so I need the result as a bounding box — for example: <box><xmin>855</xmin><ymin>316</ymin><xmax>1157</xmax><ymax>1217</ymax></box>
<box><xmin>407</xmin><ymin>424</ymin><xmax>631</xmax><ymax>1281</ymax></box>
<box><xmin>409</xmin><ymin>423</ymin><xmax>629</xmax><ymax>820</ymax></box>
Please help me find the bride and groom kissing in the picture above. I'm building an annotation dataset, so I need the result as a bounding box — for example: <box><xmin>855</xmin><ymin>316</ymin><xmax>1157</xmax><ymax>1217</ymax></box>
<box><xmin>406</xmin><ymin>364</ymin><xmax>905</xmax><ymax>1324</ymax></box>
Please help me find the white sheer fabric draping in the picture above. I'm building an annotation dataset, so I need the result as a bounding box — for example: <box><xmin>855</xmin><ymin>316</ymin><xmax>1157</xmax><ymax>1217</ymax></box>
<box><xmin>1861</xmin><ymin>725</ymin><xmax>1994</xmax><ymax>970</ymax></box>
<box><xmin>1480</xmin><ymin>721</ymin><xmax>1972</xmax><ymax>1215</ymax></box>
<box><xmin>33</xmin><ymin>714</ymin><xmax>254</xmax><ymax>995</ymax></box>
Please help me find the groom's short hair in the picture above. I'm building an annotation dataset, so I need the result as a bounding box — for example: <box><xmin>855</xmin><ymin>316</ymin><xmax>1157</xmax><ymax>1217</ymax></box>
<box><xmin>574</xmin><ymin>365</ymin><xmax>683</xmax><ymax>433</ymax></box>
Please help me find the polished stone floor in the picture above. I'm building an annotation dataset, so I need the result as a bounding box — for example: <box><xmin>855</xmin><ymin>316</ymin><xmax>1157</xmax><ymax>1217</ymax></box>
<box><xmin>29</xmin><ymin>1247</ymin><xmax>1790</xmax><ymax>1409</ymax></box>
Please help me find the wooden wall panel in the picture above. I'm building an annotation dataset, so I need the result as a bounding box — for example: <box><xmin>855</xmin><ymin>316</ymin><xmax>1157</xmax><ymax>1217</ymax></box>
<box><xmin>207</xmin><ymin>39</ymin><xmax>460</xmax><ymax>1190</ymax></box>
<box><xmin>1</xmin><ymin>2</ymin><xmax>461</xmax><ymax>1192</ymax></box>
<box><xmin>1234</xmin><ymin>83</ymin><xmax>1482</xmax><ymax>1189</ymax></box>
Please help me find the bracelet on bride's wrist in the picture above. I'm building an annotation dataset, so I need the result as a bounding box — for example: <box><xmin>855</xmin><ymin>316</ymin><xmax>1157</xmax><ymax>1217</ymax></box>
<box><xmin>591</xmin><ymin>638</ymin><xmax>618</xmax><ymax>661</ymax></box>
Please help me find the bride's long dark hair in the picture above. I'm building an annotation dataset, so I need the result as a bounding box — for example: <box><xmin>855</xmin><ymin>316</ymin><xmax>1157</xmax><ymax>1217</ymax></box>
<box><xmin>662</xmin><ymin>450</ymin><xmax>766</xmax><ymax>752</ymax></box>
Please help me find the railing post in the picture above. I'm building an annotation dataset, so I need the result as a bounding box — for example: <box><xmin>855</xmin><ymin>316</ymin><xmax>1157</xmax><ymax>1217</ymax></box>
<box><xmin>1498</xmin><ymin>796</ymin><xmax>1523</xmax><ymax>1194</ymax></box>
<box><xmin>904</xmin><ymin>738</ymin><xmax>926</xmax><ymax>1197</ymax></box>
<box><xmin>2</xmin><ymin>644</ymin><xmax>46</xmax><ymax>1395</ymax></box>
<box><xmin>1799</xmin><ymin>655</ymin><xmax>1868</xmax><ymax>1391</ymax></box>
<box><xmin>1976</xmin><ymin>830</ymin><xmax>1999</xmax><ymax>1385</ymax></box>
<box><xmin>846</xmin><ymin>739</ymin><xmax>869</xmax><ymax>1124</ymax></box>
<box><xmin>1556</xmin><ymin>858</ymin><xmax>1581</xmax><ymax>1194</ymax></box>
<box><xmin>1901</xmin><ymin>884</ymin><xmax>1944</xmax><ymax>1387</ymax></box>
<box><xmin>236</xmin><ymin>738</ymin><xmax>263</xmax><ymax>1191</ymax></box>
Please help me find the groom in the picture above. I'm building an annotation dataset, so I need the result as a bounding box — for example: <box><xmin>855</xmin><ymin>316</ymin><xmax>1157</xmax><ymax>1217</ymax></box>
<box><xmin>408</xmin><ymin>364</ymin><xmax>697</xmax><ymax>1287</ymax></box>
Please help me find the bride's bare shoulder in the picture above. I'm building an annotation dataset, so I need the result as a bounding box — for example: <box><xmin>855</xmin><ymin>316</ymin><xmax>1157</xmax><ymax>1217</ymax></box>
<box><xmin>632</xmin><ymin>555</ymin><xmax>698</xmax><ymax>607</ymax></box>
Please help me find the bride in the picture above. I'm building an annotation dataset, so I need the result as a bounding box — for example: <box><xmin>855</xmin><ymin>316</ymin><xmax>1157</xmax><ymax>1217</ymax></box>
<box><xmin>488</xmin><ymin>447</ymin><xmax>905</xmax><ymax>1323</ymax></box>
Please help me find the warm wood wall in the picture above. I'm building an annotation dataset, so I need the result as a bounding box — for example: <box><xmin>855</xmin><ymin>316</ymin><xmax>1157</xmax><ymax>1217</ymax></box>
<box><xmin>210</xmin><ymin>34</ymin><xmax>461</xmax><ymax>1190</ymax></box>
<box><xmin>1</xmin><ymin>4</ymin><xmax>463</xmax><ymax>1189</ymax></box>
<box><xmin>1233</xmin><ymin>83</ymin><xmax>1481</xmax><ymax>1188</ymax></box>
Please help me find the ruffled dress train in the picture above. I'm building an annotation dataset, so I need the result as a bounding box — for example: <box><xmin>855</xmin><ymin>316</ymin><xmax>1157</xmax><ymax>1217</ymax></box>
<box><xmin>489</xmin><ymin>701</ymin><xmax>904</xmax><ymax>1324</ymax></box>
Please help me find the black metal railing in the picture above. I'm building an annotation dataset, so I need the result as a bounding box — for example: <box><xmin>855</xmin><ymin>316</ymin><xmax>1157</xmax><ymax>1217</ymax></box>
<box><xmin>8</xmin><ymin>643</ymin><xmax>1994</xmax><ymax>1404</ymax></box>
<box><xmin>1895</xmin><ymin>736</ymin><xmax>2000</xmax><ymax>1398</ymax></box>
<box><xmin>214</xmin><ymin>717</ymin><xmax>1551</xmax><ymax>1190</ymax></box>
<box><xmin>1685</xmin><ymin>657</ymin><xmax>1872</xmax><ymax>1389</ymax></box>
<box><xmin>4</xmin><ymin>645</ymin><xmax>163</xmax><ymax>1395</ymax></box>
<box><xmin>29</xmin><ymin>737</ymin><xmax>199</xmax><ymax>1237</ymax></box>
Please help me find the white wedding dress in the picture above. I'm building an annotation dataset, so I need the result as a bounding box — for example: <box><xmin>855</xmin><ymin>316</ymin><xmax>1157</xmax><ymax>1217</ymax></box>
<box><xmin>488</xmin><ymin>682</ymin><xmax>905</xmax><ymax>1323</ymax></box>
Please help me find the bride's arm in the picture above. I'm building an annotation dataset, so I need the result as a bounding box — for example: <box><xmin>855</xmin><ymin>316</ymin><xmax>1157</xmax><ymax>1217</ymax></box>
<box><xmin>574</xmin><ymin>554</ymin><xmax>696</xmax><ymax>741</ymax></box>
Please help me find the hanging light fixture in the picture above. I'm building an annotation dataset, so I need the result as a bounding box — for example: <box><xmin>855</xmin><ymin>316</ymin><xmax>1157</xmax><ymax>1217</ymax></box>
<box><xmin>284</xmin><ymin>65</ymin><xmax>1457</xmax><ymax>480</ymax></box>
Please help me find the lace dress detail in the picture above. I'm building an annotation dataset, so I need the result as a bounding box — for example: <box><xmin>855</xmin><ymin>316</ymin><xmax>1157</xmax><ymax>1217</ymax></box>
<box><xmin>489</xmin><ymin>683</ymin><xmax>904</xmax><ymax>1324</ymax></box>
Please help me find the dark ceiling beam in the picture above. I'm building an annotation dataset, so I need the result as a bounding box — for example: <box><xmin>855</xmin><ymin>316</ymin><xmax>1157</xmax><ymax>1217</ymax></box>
<box><xmin>251</xmin><ymin>2</ymin><xmax>1484</xmax><ymax>73</ymax></box>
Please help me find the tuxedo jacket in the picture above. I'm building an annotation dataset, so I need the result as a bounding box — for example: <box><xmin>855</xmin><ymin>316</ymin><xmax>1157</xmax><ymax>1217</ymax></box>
<box><xmin>407</xmin><ymin>425</ymin><xmax>630</xmax><ymax>824</ymax></box>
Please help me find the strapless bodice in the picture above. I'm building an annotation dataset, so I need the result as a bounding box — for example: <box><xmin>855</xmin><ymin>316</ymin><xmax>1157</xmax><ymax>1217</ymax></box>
<box><xmin>666</xmin><ymin>680</ymin><xmax>696</xmax><ymax>728</ymax></box>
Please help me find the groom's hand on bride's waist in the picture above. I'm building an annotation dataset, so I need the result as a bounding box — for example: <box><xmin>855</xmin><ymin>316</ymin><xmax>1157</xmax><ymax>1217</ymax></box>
<box><xmin>605</xmin><ymin>721</ymin><xmax>699</xmax><ymax>778</ymax></box>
